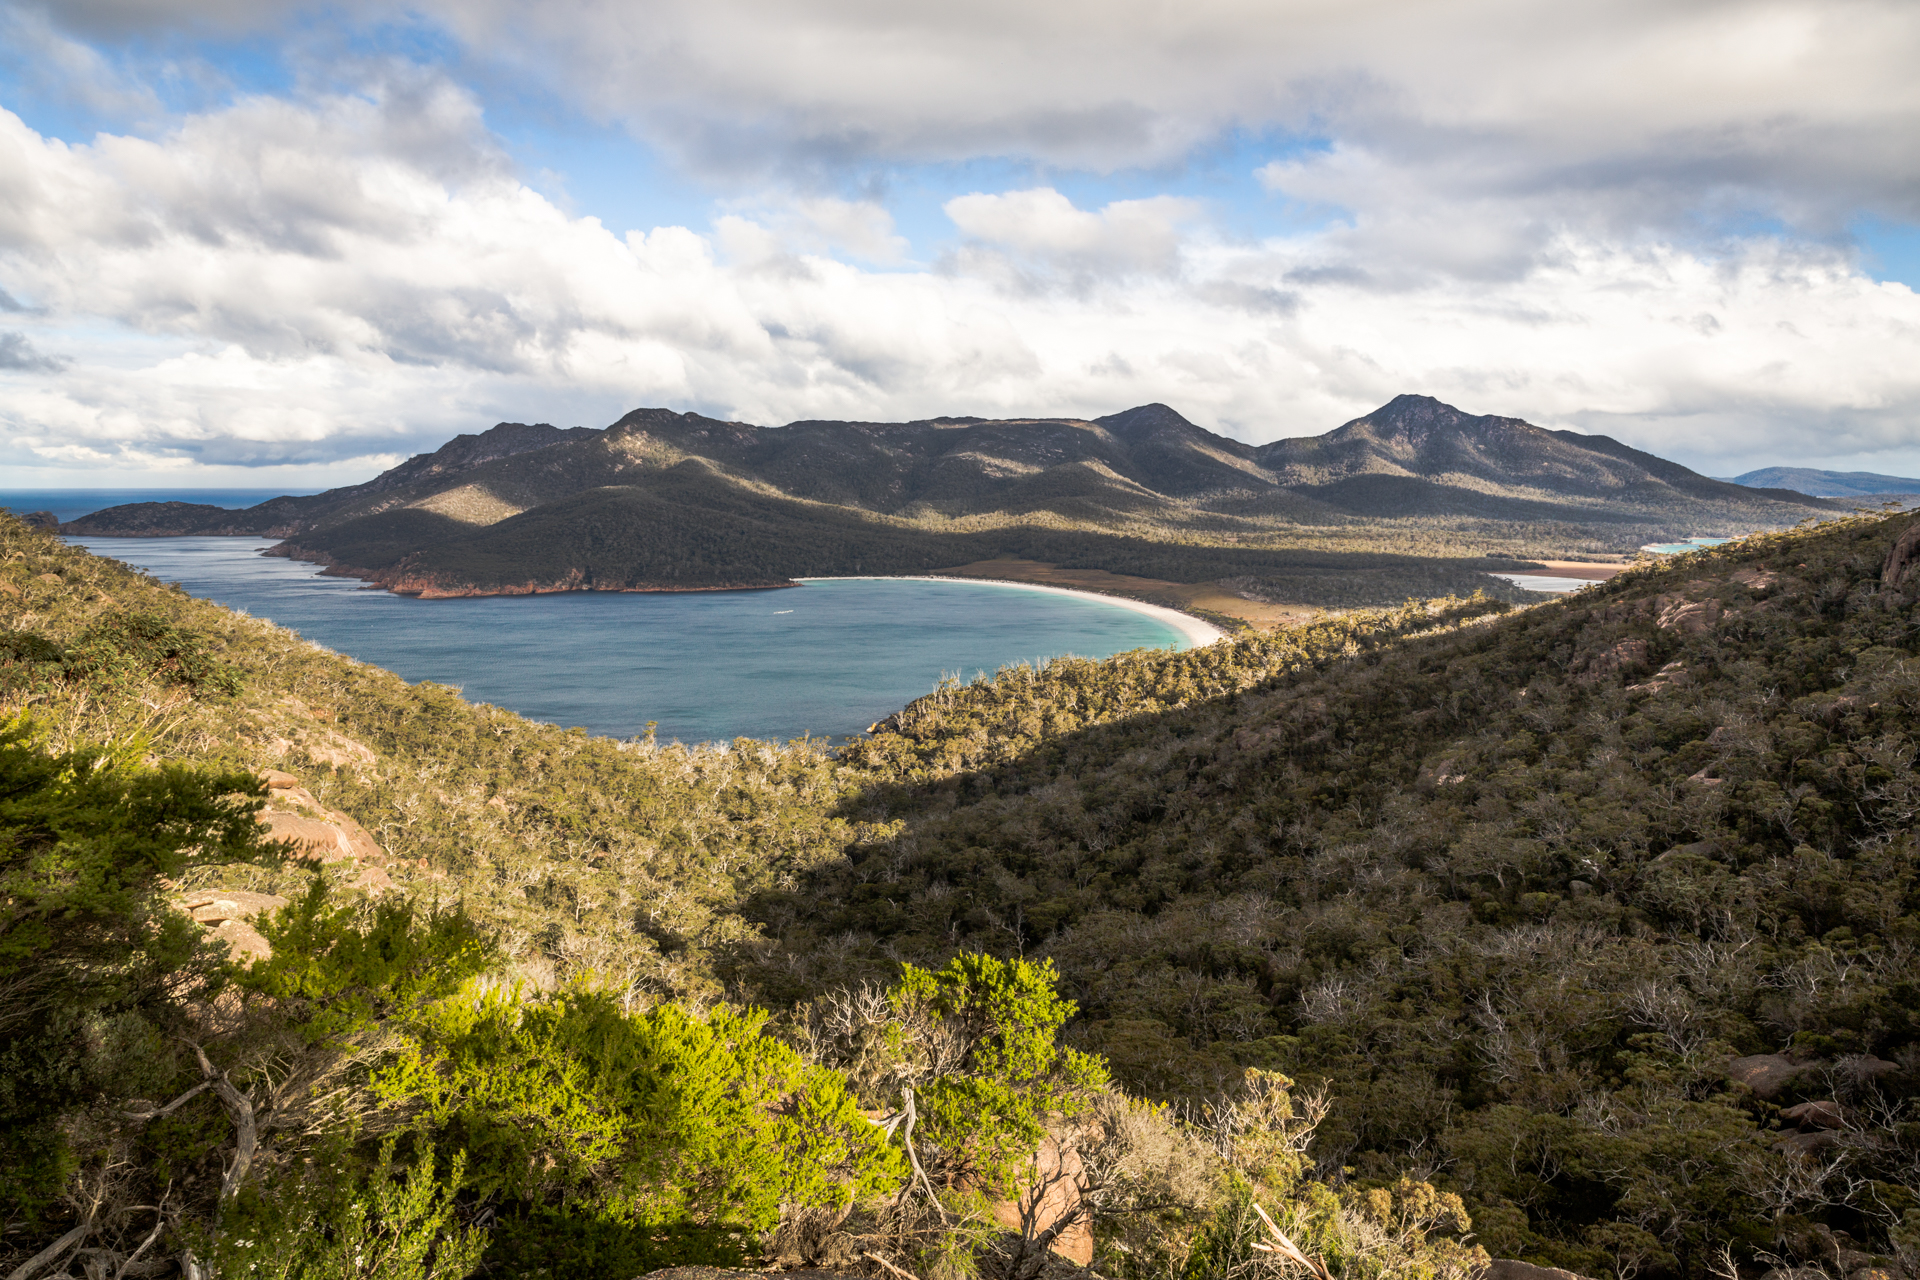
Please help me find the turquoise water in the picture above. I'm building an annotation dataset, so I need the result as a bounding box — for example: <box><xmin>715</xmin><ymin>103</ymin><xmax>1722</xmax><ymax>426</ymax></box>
<box><xmin>65</xmin><ymin>537</ymin><xmax>1190</xmax><ymax>744</ymax></box>
<box><xmin>1642</xmin><ymin>538</ymin><xmax>1733</xmax><ymax>555</ymax></box>
<box><xmin>1488</xmin><ymin>573</ymin><xmax>1593</xmax><ymax>594</ymax></box>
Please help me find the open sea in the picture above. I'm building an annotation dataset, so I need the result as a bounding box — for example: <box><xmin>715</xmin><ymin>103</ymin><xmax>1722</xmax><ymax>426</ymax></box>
<box><xmin>56</xmin><ymin>524</ymin><xmax>1192</xmax><ymax>744</ymax></box>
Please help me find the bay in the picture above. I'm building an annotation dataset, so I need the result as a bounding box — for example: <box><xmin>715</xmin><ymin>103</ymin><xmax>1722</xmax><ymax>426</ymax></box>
<box><xmin>65</xmin><ymin>536</ymin><xmax>1194</xmax><ymax>744</ymax></box>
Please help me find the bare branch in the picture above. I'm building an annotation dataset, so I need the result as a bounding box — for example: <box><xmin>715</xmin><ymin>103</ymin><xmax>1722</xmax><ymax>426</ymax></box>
<box><xmin>1251</xmin><ymin>1201</ymin><xmax>1334</xmax><ymax>1280</ymax></box>
<box><xmin>6</xmin><ymin>1220</ymin><xmax>91</xmax><ymax>1280</ymax></box>
<box><xmin>113</xmin><ymin>1194</ymin><xmax>170</xmax><ymax>1280</ymax></box>
<box><xmin>189</xmin><ymin>1042</ymin><xmax>258</xmax><ymax>1203</ymax></box>
<box><xmin>119</xmin><ymin>1082</ymin><xmax>212</xmax><ymax>1123</ymax></box>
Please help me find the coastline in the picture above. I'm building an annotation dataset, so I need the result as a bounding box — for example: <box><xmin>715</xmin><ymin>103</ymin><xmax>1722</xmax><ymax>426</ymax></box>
<box><xmin>796</xmin><ymin>575</ymin><xmax>1226</xmax><ymax>648</ymax></box>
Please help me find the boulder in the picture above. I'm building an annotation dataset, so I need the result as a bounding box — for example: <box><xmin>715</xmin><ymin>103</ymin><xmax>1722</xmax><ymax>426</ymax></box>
<box><xmin>1484</xmin><ymin>1261</ymin><xmax>1597</xmax><ymax>1280</ymax></box>
<box><xmin>1730</xmin><ymin>1053</ymin><xmax>1805</xmax><ymax>1100</ymax></box>
<box><xmin>1836</xmin><ymin>1055</ymin><xmax>1902</xmax><ymax>1085</ymax></box>
<box><xmin>1781</xmin><ymin>1100</ymin><xmax>1845</xmax><ymax>1130</ymax></box>
<box><xmin>261</xmin><ymin>810</ymin><xmax>360</xmax><ymax>862</ymax></box>
<box><xmin>1777</xmin><ymin>1128</ymin><xmax>1840</xmax><ymax>1156</ymax></box>
<box><xmin>210</xmin><ymin>917</ymin><xmax>272</xmax><ymax>964</ymax></box>
<box><xmin>182</xmin><ymin>889</ymin><xmax>288</xmax><ymax>924</ymax></box>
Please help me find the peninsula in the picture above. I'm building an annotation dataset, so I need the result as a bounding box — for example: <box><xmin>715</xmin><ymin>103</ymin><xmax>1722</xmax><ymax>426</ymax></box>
<box><xmin>64</xmin><ymin>394</ymin><xmax>1839</xmax><ymax>623</ymax></box>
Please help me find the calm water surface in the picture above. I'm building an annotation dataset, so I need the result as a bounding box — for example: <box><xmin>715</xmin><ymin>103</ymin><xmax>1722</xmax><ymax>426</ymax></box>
<box><xmin>67</xmin><ymin>537</ymin><xmax>1189</xmax><ymax>744</ymax></box>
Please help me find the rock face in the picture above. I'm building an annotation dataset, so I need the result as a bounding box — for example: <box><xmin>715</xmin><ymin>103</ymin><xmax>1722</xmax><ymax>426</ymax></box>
<box><xmin>989</xmin><ymin>1132</ymin><xmax>1093</xmax><ymax>1266</ymax></box>
<box><xmin>1883</xmin><ymin>517</ymin><xmax>1920</xmax><ymax>587</ymax></box>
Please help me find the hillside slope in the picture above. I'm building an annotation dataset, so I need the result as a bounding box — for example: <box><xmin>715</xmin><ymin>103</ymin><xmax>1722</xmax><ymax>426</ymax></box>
<box><xmin>11</xmin><ymin>510</ymin><xmax>1920</xmax><ymax>1278</ymax></box>
<box><xmin>755</xmin><ymin>510</ymin><xmax>1920</xmax><ymax>1278</ymax></box>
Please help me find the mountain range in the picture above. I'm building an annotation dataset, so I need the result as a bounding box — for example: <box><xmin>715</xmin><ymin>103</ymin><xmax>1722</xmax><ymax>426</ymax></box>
<box><xmin>64</xmin><ymin>395</ymin><xmax>1842</xmax><ymax>607</ymax></box>
<box><xmin>1725</xmin><ymin>465</ymin><xmax>1920</xmax><ymax>499</ymax></box>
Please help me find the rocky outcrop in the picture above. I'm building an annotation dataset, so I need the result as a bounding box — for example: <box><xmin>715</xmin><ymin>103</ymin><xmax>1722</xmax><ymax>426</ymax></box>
<box><xmin>179</xmin><ymin>889</ymin><xmax>288</xmax><ymax>963</ymax></box>
<box><xmin>990</xmin><ymin>1131</ymin><xmax>1093</xmax><ymax>1266</ymax></box>
<box><xmin>1579</xmin><ymin>637</ymin><xmax>1649</xmax><ymax>680</ymax></box>
<box><xmin>1882</xmin><ymin>517</ymin><xmax>1920</xmax><ymax>588</ymax></box>
<box><xmin>257</xmin><ymin>768</ymin><xmax>394</xmax><ymax>894</ymax></box>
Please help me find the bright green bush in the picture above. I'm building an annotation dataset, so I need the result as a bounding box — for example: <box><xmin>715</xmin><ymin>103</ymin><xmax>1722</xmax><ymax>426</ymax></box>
<box><xmin>897</xmin><ymin>953</ymin><xmax>1109</xmax><ymax>1196</ymax></box>
<box><xmin>373</xmin><ymin>984</ymin><xmax>903</xmax><ymax>1235</ymax></box>
<box><xmin>242</xmin><ymin>882</ymin><xmax>495</xmax><ymax>1043</ymax></box>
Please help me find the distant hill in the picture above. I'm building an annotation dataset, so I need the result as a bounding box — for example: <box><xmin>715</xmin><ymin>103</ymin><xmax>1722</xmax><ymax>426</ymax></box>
<box><xmin>1255</xmin><ymin>394</ymin><xmax>1823</xmax><ymax>520</ymax></box>
<box><xmin>64</xmin><ymin>395</ymin><xmax>1842</xmax><ymax>607</ymax></box>
<box><xmin>1725</xmin><ymin>465</ymin><xmax>1920</xmax><ymax>499</ymax></box>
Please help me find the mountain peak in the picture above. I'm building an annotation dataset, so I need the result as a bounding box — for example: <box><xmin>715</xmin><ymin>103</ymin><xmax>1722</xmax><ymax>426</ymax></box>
<box><xmin>1349</xmin><ymin>394</ymin><xmax>1527</xmax><ymax>445</ymax></box>
<box><xmin>1096</xmin><ymin>403</ymin><xmax>1195</xmax><ymax>433</ymax></box>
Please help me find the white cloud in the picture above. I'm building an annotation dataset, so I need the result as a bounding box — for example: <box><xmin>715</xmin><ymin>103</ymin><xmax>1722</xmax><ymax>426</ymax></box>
<box><xmin>2</xmin><ymin>83</ymin><xmax>1919</xmax><ymax>485</ymax></box>
<box><xmin>23</xmin><ymin>0</ymin><xmax>1920</xmax><ymax>229</ymax></box>
<box><xmin>944</xmin><ymin>189</ymin><xmax>1201</xmax><ymax>281</ymax></box>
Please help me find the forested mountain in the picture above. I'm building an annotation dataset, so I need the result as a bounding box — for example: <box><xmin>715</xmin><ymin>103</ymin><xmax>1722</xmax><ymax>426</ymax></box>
<box><xmin>62</xmin><ymin>396</ymin><xmax>1840</xmax><ymax>607</ymax></box>
<box><xmin>9</xmin><ymin>507</ymin><xmax>1920</xmax><ymax>1280</ymax></box>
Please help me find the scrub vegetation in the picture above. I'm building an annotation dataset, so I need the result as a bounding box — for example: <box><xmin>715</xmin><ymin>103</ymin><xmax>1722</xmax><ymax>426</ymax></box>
<box><xmin>5</xmin><ymin>505</ymin><xmax>1920</xmax><ymax>1280</ymax></box>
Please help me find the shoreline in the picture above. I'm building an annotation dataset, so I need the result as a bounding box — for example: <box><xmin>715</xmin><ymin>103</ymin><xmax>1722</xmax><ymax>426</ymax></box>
<box><xmin>796</xmin><ymin>575</ymin><xmax>1226</xmax><ymax>649</ymax></box>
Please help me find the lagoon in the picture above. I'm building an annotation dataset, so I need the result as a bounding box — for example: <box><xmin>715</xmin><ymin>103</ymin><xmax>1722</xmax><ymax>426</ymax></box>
<box><xmin>66</xmin><ymin>536</ymin><xmax>1196</xmax><ymax>744</ymax></box>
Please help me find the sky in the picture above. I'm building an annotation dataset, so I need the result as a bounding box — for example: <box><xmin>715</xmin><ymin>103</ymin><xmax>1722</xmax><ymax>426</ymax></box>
<box><xmin>1</xmin><ymin>0</ymin><xmax>1918</xmax><ymax>488</ymax></box>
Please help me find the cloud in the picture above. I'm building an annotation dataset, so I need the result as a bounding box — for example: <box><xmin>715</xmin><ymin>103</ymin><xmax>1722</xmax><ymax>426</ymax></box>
<box><xmin>24</xmin><ymin>0</ymin><xmax>1920</xmax><ymax>227</ymax></box>
<box><xmin>0</xmin><ymin>329</ymin><xmax>65</xmax><ymax>369</ymax></box>
<box><xmin>1</xmin><ymin>83</ymin><xmax>1919</xmax><ymax>483</ymax></box>
<box><xmin>944</xmin><ymin>189</ymin><xmax>1201</xmax><ymax>282</ymax></box>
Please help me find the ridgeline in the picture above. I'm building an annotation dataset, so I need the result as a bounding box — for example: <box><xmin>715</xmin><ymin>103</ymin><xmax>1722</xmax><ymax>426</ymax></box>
<box><xmin>62</xmin><ymin>395</ymin><xmax>1842</xmax><ymax>615</ymax></box>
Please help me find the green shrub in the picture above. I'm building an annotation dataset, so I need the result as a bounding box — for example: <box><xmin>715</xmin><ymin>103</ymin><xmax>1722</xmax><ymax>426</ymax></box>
<box><xmin>215</xmin><ymin>1136</ymin><xmax>486</xmax><ymax>1280</ymax></box>
<box><xmin>371</xmin><ymin>983</ymin><xmax>903</xmax><ymax>1251</ymax></box>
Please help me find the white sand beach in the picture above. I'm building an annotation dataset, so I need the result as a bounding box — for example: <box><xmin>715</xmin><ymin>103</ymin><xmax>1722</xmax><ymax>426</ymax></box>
<box><xmin>795</xmin><ymin>576</ymin><xmax>1226</xmax><ymax>648</ymax></box>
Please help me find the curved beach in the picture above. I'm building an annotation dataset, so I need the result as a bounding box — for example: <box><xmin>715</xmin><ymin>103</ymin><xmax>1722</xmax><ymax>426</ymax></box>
<box><xmin>795</xmin><ymin>575</ymin><xmax>1226</xmax><ymax>648</ymax></box>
